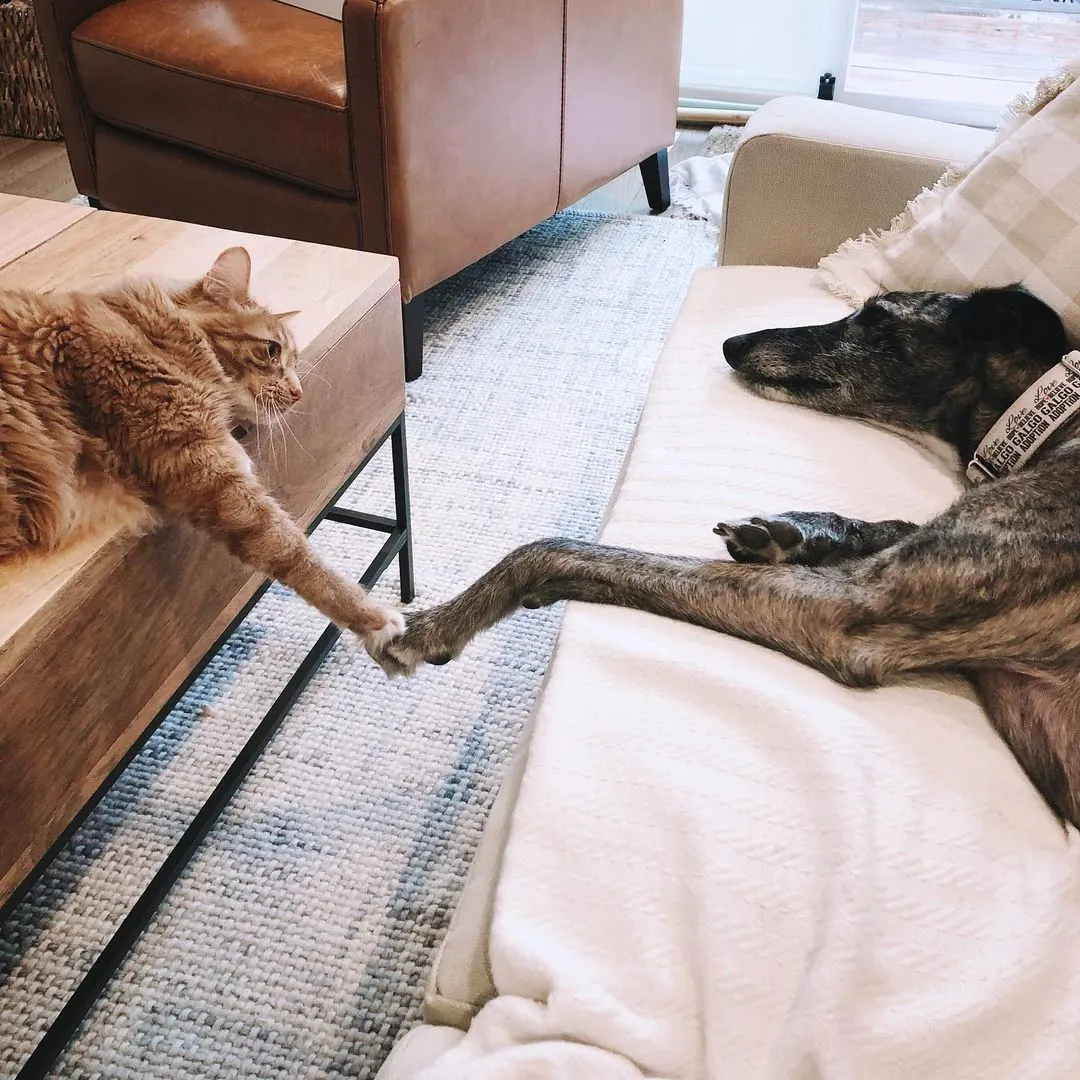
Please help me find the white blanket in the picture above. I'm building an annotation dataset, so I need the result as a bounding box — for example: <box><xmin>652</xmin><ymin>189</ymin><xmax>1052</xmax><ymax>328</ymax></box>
<box><xmin>415</xmin><ymin>268</ymin><xmax>1080</xmax><ymax>1079</ymax></box>
<box><xmin>670</xmin><ymin>153</ymin><xmax>733</xmax><ymax>227</ymax></box>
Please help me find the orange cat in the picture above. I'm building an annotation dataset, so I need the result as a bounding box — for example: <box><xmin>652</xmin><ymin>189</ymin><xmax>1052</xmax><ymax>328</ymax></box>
<box><xmin>0</xmin><ymin>246</ymin><xmax>403</xmax><ymax>649</ymax></box>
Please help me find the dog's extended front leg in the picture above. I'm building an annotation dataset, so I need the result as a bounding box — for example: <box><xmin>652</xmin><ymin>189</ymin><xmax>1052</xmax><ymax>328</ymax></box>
<box><xmin>715</xmin><ymin>511</ymin><xmax>918</xmax><ymax>566</ymax></box>
<box><xmin>369</xmin><ymin>539</ymin><xmax>693</xmax><ymax>676</ymax></box>
<box><xmin>371</xmin><ymin>537</ymin><xmax>880</xmax><ymax>683</ymax></box>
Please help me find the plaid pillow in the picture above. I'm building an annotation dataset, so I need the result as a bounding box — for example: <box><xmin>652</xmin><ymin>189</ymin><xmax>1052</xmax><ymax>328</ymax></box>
<box><xmin>818</xmin><ymin>64</ymin><xmax>1080</xmax><ymax>340</ymax></box>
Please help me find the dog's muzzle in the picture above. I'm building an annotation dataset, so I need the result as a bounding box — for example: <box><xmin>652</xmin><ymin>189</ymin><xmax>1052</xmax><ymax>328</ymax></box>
<box><xmin>722</xmin><ymin>333</ymin><xmax>754</xmax><ymax>370</ymax></box>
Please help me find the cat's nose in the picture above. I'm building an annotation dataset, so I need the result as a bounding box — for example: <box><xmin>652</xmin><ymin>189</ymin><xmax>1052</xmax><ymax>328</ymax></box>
<box><xmin>286</xmin><ymin>381</ymin><xmax>303</xmax><ymax>403</ymax></box>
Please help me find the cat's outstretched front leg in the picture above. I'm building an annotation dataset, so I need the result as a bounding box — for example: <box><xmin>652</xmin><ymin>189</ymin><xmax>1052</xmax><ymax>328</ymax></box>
<box><xmin>146</xmin><ymin>441</ymin><xmax>404</xmax><ymax>650</ymax></box>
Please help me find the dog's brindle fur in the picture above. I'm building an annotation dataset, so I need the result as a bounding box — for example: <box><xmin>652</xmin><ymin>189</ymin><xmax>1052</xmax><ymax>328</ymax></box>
<box><xmin>373</xmin><ymin>286</ymin><xmax>1080</xmax><ymax>827</ymax></box>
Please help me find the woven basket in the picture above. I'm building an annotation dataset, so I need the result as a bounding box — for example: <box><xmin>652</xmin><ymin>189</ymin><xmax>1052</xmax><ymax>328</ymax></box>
<box><xmin>0</xmin><ymin>0</ymin><xmax>63</xmax><ymax>140</ymax></box>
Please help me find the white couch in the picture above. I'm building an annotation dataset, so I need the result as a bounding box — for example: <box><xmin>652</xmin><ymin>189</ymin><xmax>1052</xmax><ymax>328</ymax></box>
<box><xmin>377</xmin><ymin>99</ymin><xmax>1080</xmax><ymax>1079</ymax></box>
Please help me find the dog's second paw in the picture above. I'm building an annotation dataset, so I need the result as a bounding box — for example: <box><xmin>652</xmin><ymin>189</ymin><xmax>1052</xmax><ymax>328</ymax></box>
<box><xmin>714</xmin><ymin>516</ymin><xmax>808</xmax><ymax>564</ymax></box>
<box><xmin>715</xmin><ymin>510</ymin><xmax>871</xmax><ymax>567</ymax></box>
<box><xmin>715</xmin><ymin>511</ymin><xmax>854</xmax><ymax>566</ymax></box>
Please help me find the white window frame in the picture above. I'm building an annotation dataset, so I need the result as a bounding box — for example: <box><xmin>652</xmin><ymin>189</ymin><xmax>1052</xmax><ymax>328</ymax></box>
<box><xmin>679</xmin><ymin>0</ymin><xmax>1077</xmax><ymax>129</ymax></box>
<box><xmin>835</xmin><ymin>0</ymin><xmax>1080</xmax><ymax>127</ymax></box>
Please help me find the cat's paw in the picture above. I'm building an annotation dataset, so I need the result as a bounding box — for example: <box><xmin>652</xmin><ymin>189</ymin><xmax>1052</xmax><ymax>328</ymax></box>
<box><xmin>361</xmin><ymin>606</ymin><xmax>406</xmax><ymax>653</ymax></box>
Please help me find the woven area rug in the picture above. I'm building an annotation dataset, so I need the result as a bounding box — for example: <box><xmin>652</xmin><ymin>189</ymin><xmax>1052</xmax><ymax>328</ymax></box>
<box><xmin>0</xmin><ymin>210</ymin><xmax>715</xmax><ymax>1079</ymax></box>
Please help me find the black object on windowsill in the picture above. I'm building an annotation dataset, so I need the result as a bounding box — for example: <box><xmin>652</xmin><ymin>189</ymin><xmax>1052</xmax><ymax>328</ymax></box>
<box><xmin>818</xmin><ymin>72</ymin><xmax>836</xmax><ymax>101</ymax></box>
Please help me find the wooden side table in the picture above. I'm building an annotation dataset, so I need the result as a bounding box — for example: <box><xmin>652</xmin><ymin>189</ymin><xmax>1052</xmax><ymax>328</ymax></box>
<box><xmin>0</xmin><ymin>194</ymin><xmax>413</xmax><ymax>1077</ymax></box>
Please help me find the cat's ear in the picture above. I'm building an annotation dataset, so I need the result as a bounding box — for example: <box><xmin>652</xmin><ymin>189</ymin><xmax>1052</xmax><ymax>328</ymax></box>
<box><xmin>271</xmin><ymin>310</ymin><xmax>301</xmax><ymax>322</ymax></box>
<box><xmin>204</xmin><ymin>247</ymin><xmax>252</xmax><ymax>303</ymax></box>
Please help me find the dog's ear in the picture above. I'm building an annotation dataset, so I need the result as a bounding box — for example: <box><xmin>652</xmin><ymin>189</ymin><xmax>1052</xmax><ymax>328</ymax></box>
<box><xmin>855</xmin><ymin>297</ymin><xmax>891</xmax><ymax>326</ymax></box>
<box><xmin>947</xmin><ymin>285</ymin><xmax>1068</xmax><ymax>360</ymax></box>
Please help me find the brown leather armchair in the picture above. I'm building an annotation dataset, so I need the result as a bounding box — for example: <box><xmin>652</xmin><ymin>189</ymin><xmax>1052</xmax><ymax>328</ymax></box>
<box><xmin>34</xmin><ymin>0</ymin><xmax>683</xmax><ymax>379</ymax></box>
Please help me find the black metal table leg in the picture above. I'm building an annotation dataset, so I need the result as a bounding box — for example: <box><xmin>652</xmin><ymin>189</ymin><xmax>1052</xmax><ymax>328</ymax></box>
<box><xmin>391</xmin><ymin>416</ymin><xmax>415</xmax><ymax>604</ymax></box>
<box><xmin>10</xmin><ymin>412</ymin><xmax>413</xmax><ymax>1080</ymax></box>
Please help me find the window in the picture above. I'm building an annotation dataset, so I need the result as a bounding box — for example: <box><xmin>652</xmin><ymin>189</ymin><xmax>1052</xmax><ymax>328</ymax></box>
<box><xmin>841</xmin><ymin>1</ymin><xmax>1080</xmax><ymax>125</ymax></box>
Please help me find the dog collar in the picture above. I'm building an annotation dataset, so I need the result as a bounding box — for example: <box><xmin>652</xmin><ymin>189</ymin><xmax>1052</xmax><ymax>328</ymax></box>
<box><xmin>967</xmin><ymin>350</ymin><xmax>1080</xmax><ymax>484</ymax></box>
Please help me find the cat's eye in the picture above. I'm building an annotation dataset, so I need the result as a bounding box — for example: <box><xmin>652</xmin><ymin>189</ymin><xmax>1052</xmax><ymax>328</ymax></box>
<box><xmin>266</xmin><ymin>339</ymin><xmax>281</xmax><ymax>361</ymax></box>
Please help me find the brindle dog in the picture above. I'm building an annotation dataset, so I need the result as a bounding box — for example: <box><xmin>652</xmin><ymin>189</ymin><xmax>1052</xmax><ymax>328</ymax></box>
<box><xmin>372</xmin><ymin>285</ymin><xmax>1080</xmax><ymax>827</ymax></box>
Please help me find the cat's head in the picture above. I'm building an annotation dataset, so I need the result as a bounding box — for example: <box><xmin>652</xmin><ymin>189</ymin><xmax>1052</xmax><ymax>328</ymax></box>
<box><xmin>175</xmin><ymin>247</ymin><xmax>303</xmax><ymax>424</ymax></box>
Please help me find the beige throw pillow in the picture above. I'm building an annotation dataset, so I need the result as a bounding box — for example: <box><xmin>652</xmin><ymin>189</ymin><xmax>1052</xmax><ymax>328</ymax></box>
<box><xmin>818</xmin><ymin>64</ymin><xmax>1080</xmax><ymax>340</ymax></box>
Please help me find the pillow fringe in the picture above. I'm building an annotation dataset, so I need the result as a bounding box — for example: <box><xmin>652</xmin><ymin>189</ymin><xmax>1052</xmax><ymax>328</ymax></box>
<box><xmin>1008</xmin><ymin>65</ymin><xmax>1077</xmax><ymax>121</ymax></box>
<box><xmin>817</xmin><ymin>59</ymin><xmax>1080</xmax><ymax>303</ymax></box>
<box><xmin>816</xmin><ymin>261</ymin><xmax>868</xmax><ymax>307</ymax></box>
<box><xmin>818</xmin><ymin>164</ymin><xmax>967</xmax><ymax>301</ymax></box>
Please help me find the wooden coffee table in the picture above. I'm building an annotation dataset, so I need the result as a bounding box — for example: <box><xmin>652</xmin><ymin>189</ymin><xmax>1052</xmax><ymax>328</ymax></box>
<box><xmin>0</xmin><ymin>194</ymin><xmax>413</xmax><ymax>1076</ymax></box>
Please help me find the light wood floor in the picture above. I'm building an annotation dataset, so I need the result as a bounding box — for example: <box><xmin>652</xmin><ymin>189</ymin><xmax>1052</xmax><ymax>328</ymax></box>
<box><xmin>0</xmin><ymin>137</ymin><xmax>77</xmax><ymax>201</ymax></box>
<box><xmin>0</xmin><ymin>127</ymin><xmax>709</xmax><ymax>213</ymax></box>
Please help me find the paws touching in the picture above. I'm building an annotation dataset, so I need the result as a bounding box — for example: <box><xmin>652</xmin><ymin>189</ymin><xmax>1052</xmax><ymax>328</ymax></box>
<box><xmin>360</xmin><ymin>606</ymin><xmax>406</xmax><ymax>652</ymax></box>
<box><xmin>366</xmin><ymin>635</ymin><xmax>455</xmax><ymax>679</ymax></box>
<box><xmin>366</xmin><ymin>637</ymin><xmax>423</xmax><ymax>679</ymax></box>
<box><xmin>363</xmin><ymin>609</ymin><xmax>458</xmax><ymax>678</ymax></box>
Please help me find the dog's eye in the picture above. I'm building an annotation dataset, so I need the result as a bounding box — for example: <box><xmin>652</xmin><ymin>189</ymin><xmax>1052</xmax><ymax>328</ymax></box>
<box><xmin>266</xmin><ymin>340</ymin><xmax>281</xmax><ymax>361</ymax></box>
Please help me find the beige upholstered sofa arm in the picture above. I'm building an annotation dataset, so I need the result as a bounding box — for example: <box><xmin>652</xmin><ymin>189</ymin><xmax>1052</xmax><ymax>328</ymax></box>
<box><xmin>719</xmin><ymin>96</ymin><xmax>994</xmax><ymax>268</ymax></box>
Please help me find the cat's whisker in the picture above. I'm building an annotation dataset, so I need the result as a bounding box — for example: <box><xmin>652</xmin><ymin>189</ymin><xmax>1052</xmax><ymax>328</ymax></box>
<box><xmin>259</xmin><ymin>395</ymin><xmax>279</xmax><ymax>468</ymax></box>
<box><xmin>279</xmin><ymin>411</ymin><xmax>313</xmax><ymax>460</ymax></box>
<box><xmin>253</xmin><ymin>396</ymin><xmax>264</xmax><ymax>461</ymax></box>
<box><xmin>301</xmin><ymin>368</ymin><xmax>333</xmax><ymax>390</ymax></box>
<box><xmin>301</xmin><ymin>350</ymin><xmax>336</xmax><ymax>376</ymax></box>
<box><xmin>269</xmin><ymin>402</ymin><xmax>286</xmax><ymax>467</ymax></box>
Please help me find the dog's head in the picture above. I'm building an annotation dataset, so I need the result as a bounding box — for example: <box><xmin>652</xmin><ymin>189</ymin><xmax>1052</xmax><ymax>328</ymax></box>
<box><xmin>722</xmin><ymin>286</ymin><xmax>1069</xmax><ymax>454</ymax></box>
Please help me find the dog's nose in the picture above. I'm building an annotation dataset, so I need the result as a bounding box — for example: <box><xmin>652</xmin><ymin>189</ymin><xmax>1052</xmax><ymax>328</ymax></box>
<box><xmin>722</xmin><ymin>333</ymin><xmax>753</xmax><ymax>370</ymax></box>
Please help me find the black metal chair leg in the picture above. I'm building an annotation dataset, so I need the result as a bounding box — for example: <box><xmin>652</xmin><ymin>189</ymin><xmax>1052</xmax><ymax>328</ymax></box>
<box><xmin>391</xmin><ymin>417</ymin><xmax>415</xmax><ymax>603</ymax></box>
<box><xmin>639</xmin><ymin>148</ymin><xmax>671</xmax><ymax>214</ymax></box>
<box><xmin>87</xmin><ymin>196</ymin><xmax>103</xmax><ymax>209</ymax></box>
<box><xmin>402</xmin><ymin>294</ymin><xmax>425</xmax><ymax>382</ymax></box>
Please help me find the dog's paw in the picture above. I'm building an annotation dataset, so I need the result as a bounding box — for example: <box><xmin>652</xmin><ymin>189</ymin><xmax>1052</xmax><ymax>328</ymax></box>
<box><xmin>367</xmin><ymin>636</ymin><xmax>423</xmax><ymax>678</ymax></box>
<box><xmin>714</xmin><ymin>516</ymin><xmax>808</xmax><ymax>564</ymax></box>
<box><xmin>714</xmin><ymin>511</ymin><xmax>861</xmax><ymax>566</ymax></box>
<box><xmin>368</xmin><ymin>637</ymin><xmax>456</xmax><ymax>678</ymax></box>
<box><xmin>364</xmin><ymin>610</ymin><xmax>459</xmax><ymax>678</ymax></box>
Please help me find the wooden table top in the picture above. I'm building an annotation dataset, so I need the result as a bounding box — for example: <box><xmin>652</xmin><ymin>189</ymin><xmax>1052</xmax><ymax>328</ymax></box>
<box><xmin>0</xmin><ymin>193</ymin><xmax>399</xmax><ymax>653</ymax></box>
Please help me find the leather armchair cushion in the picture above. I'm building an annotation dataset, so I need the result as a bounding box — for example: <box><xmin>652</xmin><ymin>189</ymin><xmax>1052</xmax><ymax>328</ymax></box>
<box><xmin>72</xmin><ymin>0</ymin><xmax>353</xmax><ymax>196</ymax></box>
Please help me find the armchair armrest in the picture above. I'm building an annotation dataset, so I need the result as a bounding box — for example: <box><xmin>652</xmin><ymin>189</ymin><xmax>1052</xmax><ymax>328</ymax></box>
<box><xmin>343</xmin><ymin>0</ymin><xmax>566</xmax><ymax>300</ymax></box>
<box><xmin>32</xmin><ymin>0</ymin><xmax>118</xmax><ymax>196</ymax></box>
<box><xmin>558</xmin><ymin>0</ymin><xmax>683</xmax><ymax>210</ymax></box>
<box><xmin>719</xmin><ymin>96</ymin><xmax>994</xmax><ymax>268</ymax></box>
